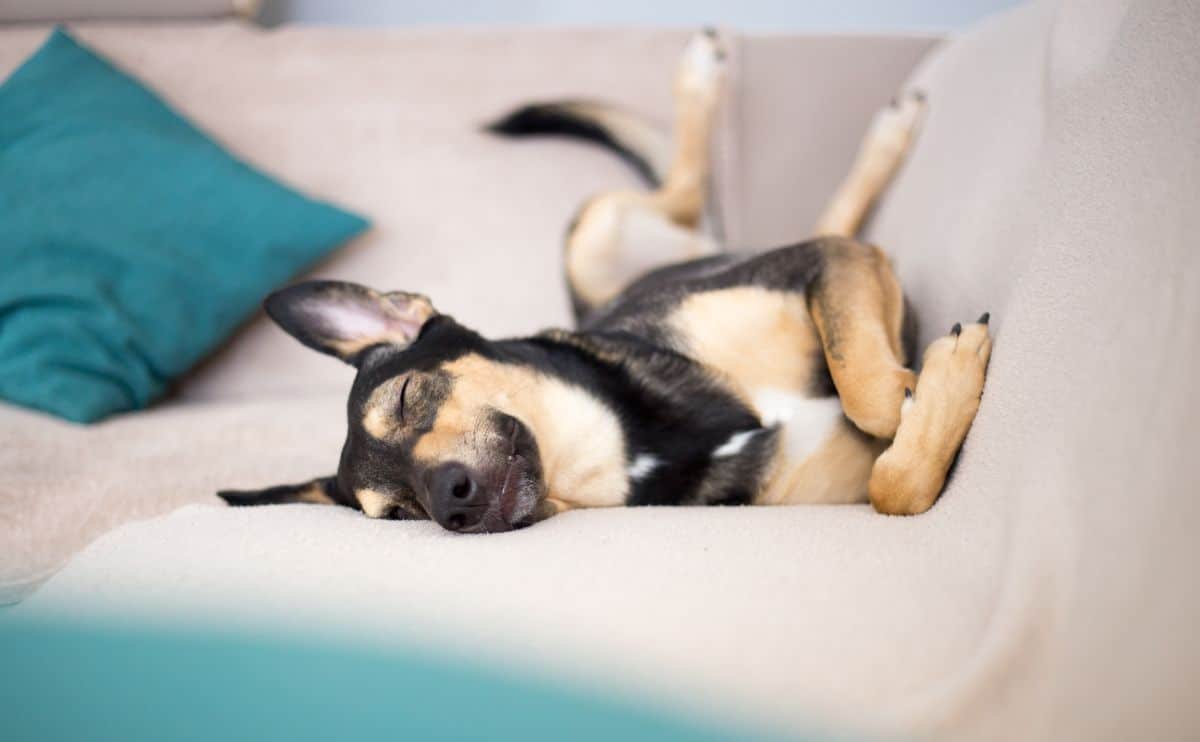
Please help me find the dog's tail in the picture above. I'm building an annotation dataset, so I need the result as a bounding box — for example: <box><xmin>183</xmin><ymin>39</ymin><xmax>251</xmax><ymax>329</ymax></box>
<box><xmin>485</xmin><ymin>100</ymin><xmax>671</xmax><ymax>189</ymax></box>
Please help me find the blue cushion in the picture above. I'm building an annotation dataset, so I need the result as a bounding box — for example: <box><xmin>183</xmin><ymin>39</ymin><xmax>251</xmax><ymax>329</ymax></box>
<box><xmin>0</xmin><ymin>28</ymin><xmax>369</xmax><ymax>422</ymax></box>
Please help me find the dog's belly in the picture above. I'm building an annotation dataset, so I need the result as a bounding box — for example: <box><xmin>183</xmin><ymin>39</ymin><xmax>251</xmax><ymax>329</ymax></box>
<box><xmin>754</xmin><ymin>405</ymin><xmax>883</xmax><ymax>505</ymax></box>
<box><xmin>667</xmin><ymin>286</ymin><xmax>880</xmax><ymax>505</ymax></box>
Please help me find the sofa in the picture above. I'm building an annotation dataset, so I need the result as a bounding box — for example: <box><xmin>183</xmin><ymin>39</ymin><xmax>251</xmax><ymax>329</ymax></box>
<box><xmin>2</xmin><ymin>0</ymin><xmax>1198</xmax><ymax>738</ymax></box>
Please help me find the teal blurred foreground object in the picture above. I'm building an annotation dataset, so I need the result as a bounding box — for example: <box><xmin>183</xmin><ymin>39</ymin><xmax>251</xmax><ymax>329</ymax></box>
<box><xmin>0</xmin><ymin>28</ymin><xmax>369</xmax><ymax>423</ymax></box>
<box><xmin>0</xmin><ymin>619</ymin><xmax>803</xmax><ymax>742</ymax></box>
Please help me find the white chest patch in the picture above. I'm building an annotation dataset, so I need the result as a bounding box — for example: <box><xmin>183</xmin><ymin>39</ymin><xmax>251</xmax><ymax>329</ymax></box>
<box><xmin>627</xmin><ymin>454</ymin><xmax>660</xmax><ymax>481</ymax></box>
<box><xmin>712</xmin><ymin>429</ymin><xmax>759</xmax><ymax>458</ymax></box>
<box><xmin>751</xmin><ymin>388</ymin><xmax>843</xmax><ymax>464</ymax></box>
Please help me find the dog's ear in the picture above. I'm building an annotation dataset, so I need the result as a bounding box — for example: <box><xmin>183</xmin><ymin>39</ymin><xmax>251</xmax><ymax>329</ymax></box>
<box><xmin>218</xmin><ymin>476</ymin><xmax>341</xmax><ymax>507</ymax></box>
<box><xmin>264</xmin><ymin>281</ymin><xmax>438</xmax><ymax>365</ymax></box>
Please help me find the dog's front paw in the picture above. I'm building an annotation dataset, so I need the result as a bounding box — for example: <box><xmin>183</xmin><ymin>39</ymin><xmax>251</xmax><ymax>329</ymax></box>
<box><xmin>868</xmin><ymin>314</ymin><xmax>992</xmax><ymax>515</ymax></box>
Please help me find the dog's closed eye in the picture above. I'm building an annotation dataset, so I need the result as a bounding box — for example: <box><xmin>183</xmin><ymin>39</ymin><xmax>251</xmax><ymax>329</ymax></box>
<box><xmin>399</xmin><ymin>376</ymin><xmax>411</xmax><ymax>424</ymax></box>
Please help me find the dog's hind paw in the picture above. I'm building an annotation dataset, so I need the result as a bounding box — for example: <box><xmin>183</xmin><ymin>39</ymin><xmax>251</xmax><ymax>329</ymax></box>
<box><xmin>866</xmin><ymin>90</ymin><xmax>928</xmax><ymax>166</ymax></box>
<box><xmin>678</xmin><ymin>28</ymin><xmax>727</xmax><ymax>102</ymax></box>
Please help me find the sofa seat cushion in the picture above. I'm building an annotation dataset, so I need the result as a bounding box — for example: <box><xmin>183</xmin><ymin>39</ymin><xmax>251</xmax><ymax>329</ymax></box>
<box><xmin>11</xmin><ymin>453</ymin><xmax>1007</xmax><ymax>736</ymax></box>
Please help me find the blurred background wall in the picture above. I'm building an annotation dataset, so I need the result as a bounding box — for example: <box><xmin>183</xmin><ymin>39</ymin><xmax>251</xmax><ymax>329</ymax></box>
<box><xmin>259</xmin><ymin>0</ymin><xmax>1022</xmax><ymax>32</ymax></box>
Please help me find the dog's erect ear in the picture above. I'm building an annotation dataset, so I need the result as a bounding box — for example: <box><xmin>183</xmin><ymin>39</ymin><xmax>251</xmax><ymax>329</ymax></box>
<box><xmin>264</xmin><ymin>281</ymin><xmax>438</xmax><ymax>365</ymax></box>
<box><xmin>218</xmin><ymin>476</ymin><xmax>341</xmax><ymax>507</ymax></box>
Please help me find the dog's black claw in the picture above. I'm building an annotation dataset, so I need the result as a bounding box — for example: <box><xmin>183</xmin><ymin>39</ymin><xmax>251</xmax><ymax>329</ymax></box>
<box><xmin>951</xmin><ymin>322</ymin><xmax>962</xmax><ymax>336</ymax></box>
<box><xmin>703</xmin><ymin>26</ymin><xmax>718</xmax><ymax>38</ymax></box>
<box><xmin>912</xmin><ymin>89</ymin><xmax>927</xmax><ymax>103</ymax></box>
<box><xmin>904</xmin><ymin>387</ymin><xmax>914</xmax><ymax>400</ymax></box>
<box><xmin>978</xmin><ymin>312</ymin><xmax>990</xmax><ymax>325</ymax></box>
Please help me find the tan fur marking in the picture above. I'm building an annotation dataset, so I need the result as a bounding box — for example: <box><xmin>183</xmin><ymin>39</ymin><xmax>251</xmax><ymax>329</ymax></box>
<box><xmin>564</xmin><ymin>30</ymin><xmax>724</xmax><ymax>312</ymax></box>
<box><xmin>869</xmin><ymin>321</ymin><xmax>991</xmax><ymax>515</ymax></box>
<box><xmin>363</xmin><ymin>409</ymin><xmax>391</xmax><ymax>440</ymax></box>
<box><xmin>669</xmin><ymin>286</ymin><xmax>888</xmax><ymax>507</ymax></box>
<box><xmin>567</xmin><ymin>193</ymin><xmax>717</xmax><ymax>309</ymax></box>
<box><xmin>756</xmin><ymin>421</ymin><xmax>886</xmax><ymax>505</ymax></box>
<box><xmin>411</xmin><ymin>354</ymin><xmax>628</xmax><ymax>509</ymax></box>
<box><xmin>294</xmin><ymin>482</ymin><xmax>336</xmax><ymax>505</ymax></box>
<box><xmin>362</xmin><ymin>376</ymin><xmax>405</xmax><ymax>440</ymax></box>
<box><xmin>669</xmin><ymin>287</ymin><xmax>821</xmax><ymax>405</ymax></box>
<box><xmin>815</xmin><ymin>92</ymin><xmax>925</xmax><ymax>239</ymax></box>
<box><xmin>356</xmin><ymin>488</ymin><xmax>394</xmax><ymax>519</ymax></box>
<box><xmin>328</xmin><ymin>335</ymin><xmax>388</xmax><ymax>361</ymax></box>
<box><xmin>809</xmin><ymin>242</ymin><xmax>915</xmax><ymax>439</ymax></box>
<box><xmin>654</xmin><ymin>29</ymin><xmax>725</xmax><ymax>227</ymax></box>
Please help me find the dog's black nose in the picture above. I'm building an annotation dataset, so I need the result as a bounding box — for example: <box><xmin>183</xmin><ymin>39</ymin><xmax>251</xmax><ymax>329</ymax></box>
<box><xmin>428</xmin><ymin>462</ymin><xmax>486</xmax><ymax>532</ymax></box>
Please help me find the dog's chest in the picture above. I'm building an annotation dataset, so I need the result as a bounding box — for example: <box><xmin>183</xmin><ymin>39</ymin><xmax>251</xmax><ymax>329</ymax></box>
<box><xmin>667</xmin><ymin>286</ymin><xmax>826</xmax><ymax>405</ymax></box>
<box><xmin>666</xmin><ymin>286</ymin><xmax>870</xmax><ymax>504</ymax></box>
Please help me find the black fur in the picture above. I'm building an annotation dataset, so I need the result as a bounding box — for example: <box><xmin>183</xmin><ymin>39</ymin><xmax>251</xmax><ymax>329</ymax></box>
<box><xmin>520</xmin><ymin>330</ymin><xmax>773</xmax><ymax>506</ymax></box>
<box><xmin>486</xmin><ymin>102</ymin><xmax>661</xmax><ymax>188</ymax></box>
<box><xmin>580</xmin><ymin>241</ymin><xmax>826</xmax><ymax>340</ymax></box>
<box><xmin>219</xmin><ymin>476</ymin><xmax>351</xmax><ymax>508</ymax></box>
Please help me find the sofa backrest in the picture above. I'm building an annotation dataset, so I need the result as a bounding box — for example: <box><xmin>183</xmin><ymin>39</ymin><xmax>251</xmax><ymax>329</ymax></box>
<box><xmin>0</xmin><ymin>23</ymin><xmax>936</xmax><ymax>402</ymax></box>
<box><xmin>861</xmin><ymin>0</ymin><xmax>1200</xmax><ymax>737</ymax></box>
<box><xmin>717</xmin><ymin>33</ymin><xmax>939</xmax><ymax>249</ymax></box>
<box><xmin>0</xmin><ymin>0</ymin><xmax>249</xmax><ymax>23</ymax></box>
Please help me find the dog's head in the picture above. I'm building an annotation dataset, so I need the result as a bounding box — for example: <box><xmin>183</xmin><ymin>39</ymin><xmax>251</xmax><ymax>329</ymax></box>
<box><xmin>249</xmin><ymin>280</ymin><xmax>559</xmax><ymax>533</ymax></box>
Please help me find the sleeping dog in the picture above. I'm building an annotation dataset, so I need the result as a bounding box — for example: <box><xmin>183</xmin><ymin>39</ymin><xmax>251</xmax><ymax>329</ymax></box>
<box><xmin>219</xmin><ymin>30</ymin><xmax>991</xmax><ymax>532</ymax></box>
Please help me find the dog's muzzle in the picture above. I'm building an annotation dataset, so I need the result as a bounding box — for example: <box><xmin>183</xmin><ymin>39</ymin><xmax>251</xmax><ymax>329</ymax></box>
<box><xmin>425</xmin><ymin>414</ymin><xmax>542</xmax><ymax>533</ymax></box>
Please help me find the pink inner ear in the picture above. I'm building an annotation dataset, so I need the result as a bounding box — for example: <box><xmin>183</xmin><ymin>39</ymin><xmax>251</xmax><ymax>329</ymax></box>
<box><xmin>379</xmin><ymin>294</ymin><xmax>433</xmax><ymax>341</ymax></box>
<box><xmin>381</xmin><ymin>310</ymin><xmax>424</xmax><ymax>343</ymax></box>
<box><xmin>318</xmin><ymin>300</ymin><xmax>394</xmax><ymax>340</ymax></box>
<box><xmin>303</xmin><ymin>293</ymin><xmax>428</xmax><ymax>347</ymax></box>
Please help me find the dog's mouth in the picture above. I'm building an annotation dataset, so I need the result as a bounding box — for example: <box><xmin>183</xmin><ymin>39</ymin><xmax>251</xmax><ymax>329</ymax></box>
<box><xmin>473</xmin><ymin>414</ymin><xmax>544</xmax><ymax>533</ymax></box>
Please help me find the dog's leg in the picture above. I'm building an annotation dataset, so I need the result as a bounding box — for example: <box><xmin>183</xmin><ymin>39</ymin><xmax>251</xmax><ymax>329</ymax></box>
<box><xmin>868</xmin><ymin>318</ymin><xmax>991</xmax><ymax>515</ymax></box>
<box><xmin>565</xmin><ymin>30</ymin><xmax>725</xmax><ymax>316</ymax></box>
<box><xmin>566</xmin><ymin>199</ymin><xmax>718</xmax><ymax>314</ymax></box>
<box><xmin>814</xmin><ymin>92</ymin><xmax>925</xmax><ymax>239</ymax></box>
<box><xmin>649</xmin><ymin>27</ymin><xmax>726</xmax><ymax>228</ymax></box>
<box><xmin>809</xmin><ymin>238</ymin><xmax>915</xmax><ymax>440</ymax></box>
<box><xmin>807</xmin><ymin>238</ymin><xmax>991</xmax><ymax>515</ymax></box>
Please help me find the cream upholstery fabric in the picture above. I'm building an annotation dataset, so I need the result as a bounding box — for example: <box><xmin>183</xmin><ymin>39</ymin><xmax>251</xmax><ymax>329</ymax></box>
<box><xmin>865</xmin><ymin>1</ymin><xmax>1200</xmax><ymax>737</ymax></box>
<box><xmin>4</xmin><ymin>3</ymin><xmax>1200</xmax><ymax>738</ymax></box>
